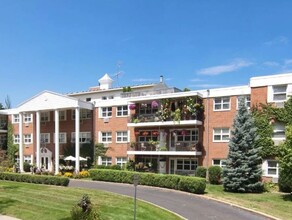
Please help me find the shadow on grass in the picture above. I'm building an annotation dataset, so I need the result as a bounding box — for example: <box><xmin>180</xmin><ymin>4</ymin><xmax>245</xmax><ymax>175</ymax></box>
<box><xmin>58</xmin><ymin>217</ymin><xmax>71</xmax><ymax>220</ymax></box>
<box><xmin>0</xmin><ymin>199</ymin><xmax>17</xmax><ymax>213</ymax></box>
<box><xmin>281</xmin><ymin>194</ymin><xmax>292</xmax><ymax>201</ymax></box>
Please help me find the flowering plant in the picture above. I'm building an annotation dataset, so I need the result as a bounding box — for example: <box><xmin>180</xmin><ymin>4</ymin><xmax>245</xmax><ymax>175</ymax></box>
<box><xmin>129</xmin><ymin>104</ymin><xmax>136</xmax><ymax>110</ymax></box>
<box><xmin>151</xmin><ymin>100</ymin><xmax>159</xmax><ymax>108</ymax></box>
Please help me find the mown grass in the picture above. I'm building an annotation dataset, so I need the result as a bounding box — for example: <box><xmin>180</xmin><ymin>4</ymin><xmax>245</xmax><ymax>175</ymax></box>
<box><xmin>0</xmin><ymin>181</ymin><xmax>182</xmax><ymax>220</ymax></box>
<box><xmin>205</xmin><ymin>184</ymin><xmax>292</xmax><ymax>220</ymax></box>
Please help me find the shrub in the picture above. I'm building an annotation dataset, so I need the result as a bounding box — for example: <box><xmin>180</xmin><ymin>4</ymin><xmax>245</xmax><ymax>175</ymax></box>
<box><xmin>89</xmin><ymin>169</ymin><xmax>206</xmax><ymax>194</ymax></box>
<box><xmin>64</xmin><ymin>172</ymin><xmax>73</xmax><ymax>178</ymax></box>
<box><xmin>208</xmin><ymin>166</ymin><xmax>222</xmax><ymax>184</ymax></box>
<box><xmin>279</xmin><ymin>169</ymin><xmax>292</xmax><ymax>193</ymax></box>
<box><xmin>0</xmin><ymin>172</ymin><xmax>69</xmax><ymax>186</ymax></box>
<box><xmin>71</xmin><ymin>194</ymin><xmax>101</xmax><ymax>220</ymax></box>
<box><xmin>195</xmin><ymin>166</ymin><xmax>207</xmax><ymax>178</ymax></box>
<box><xmin>23</xmin><ymin>162</ymin><xmax>31</xmax><ymax>172</ymax></box>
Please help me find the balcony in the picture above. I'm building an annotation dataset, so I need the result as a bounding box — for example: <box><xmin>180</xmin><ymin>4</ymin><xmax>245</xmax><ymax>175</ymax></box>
<box><xmin>127</xmin><ymin>142</ymin><xmax>202</xmax><ymax>156</ymax></box>
<box><xmin>121</xmin><ymin>88</ymin><xmax>181</xmax><ymax>98</ymax></box>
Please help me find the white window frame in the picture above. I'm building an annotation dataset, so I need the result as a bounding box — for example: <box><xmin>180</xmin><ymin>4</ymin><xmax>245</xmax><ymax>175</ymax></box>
<box><xmin>116</xmin><ymin>131</ymin><xmax>128</xmax><ymax>143</ymax></box>
<box><xmin>100</xmin><ymin>132</ymin><xmax>112</xmax><ymax>143</ymax></box>
<box><xmin>176</xmin><ymin>158</ymin><xmax>198</xmax><ymax>171</ymax></box>
<box><xmin>40</xmin><ymin>133</ymin><xmax>50</xmax><ymax>144</ymax></box>
<box><xmin>23</xmin><ymin>113</ymin><xmax>33</xmax><ymax>123</ymax></box>
<box><xmin>212</xmin><ymin>159</ymin><xmax>227</xmax><ymax>168</ymax></box>
<box><xmin>116</xmin><ymin>105</ymin><xmax>128</xmax><ymax>117</ymax></box>
<box><xmin>176</xmin><ymin>129</ymin><xmax>199</xmax><ymax>143</ymax></box>
<box><xmin>24</xmin><ymin>155</ymin><xmax>32</xmax><ymax>164</ymax></box>
<box><xmin>54</xmin><ymin>132</ymin><xmax>67</xmax><ymax>144</ymax></box>
<box><xmin>213</xmin><ymin>128</ymin><xmax>230</xmax><ymax>142</ymax></box>
<box><xmin>262</xmin><ymin>160</ymin><xmax>279</xmax><ymax>178</ymax></box>
<box><xmin>14</xmin><ymin>134</ymin><xmax>20</xmax><ymax>144</ymax></box>
<box><xmin>101</xmin><ymin>157</ymin><xmax>112</xmax><ymax>166</ymax></box>
<box><xmin>12</xmin><ymin>114</ymin><xmax>20</xmax><ymax>124</ymax></box>
<box><xmin>59</xmin><ymin>110</ymin><xmax>67</xmax><ymax>121</ymax></box>
<box><xmin>214</xmin><ymin>97</ymin><xmax>230</xmax><ymax>111</ymax></box>
<box><xmin>237</xmin><ymin>95</ymin><xmax>251</xmax><ymax>109</ymax></box>
<box><xmin>41</xmin><ymin>111</ymin><xmax>50</xmax><ymax>122</ymax></box>
<box><xmin>273</xmin><ymin>85</ymin><xmax>287</xmax><ymax>102</ymax></box>
<box><xmin>100</xmin><ymin>107</ymin><xmax>112</xmax><ymax>118</ymax></box>
<box><xmin>116</xmin><ymin>157</ymin><xmax>127</xmax><ymax>167</ymax></box>
<box><xmin>24</xmin><ymin>134</ymin><xmax>33</xmax><ymax>144</ymax></box>
<box><xmin>71</xmin><ymin>132</ymin><xmax>91</xmax><ymax>143</ymax></box>
<box><xmin>272</xmin><ymin>122</ymin><xmax>285</xmax><ymax>140</ymax></box>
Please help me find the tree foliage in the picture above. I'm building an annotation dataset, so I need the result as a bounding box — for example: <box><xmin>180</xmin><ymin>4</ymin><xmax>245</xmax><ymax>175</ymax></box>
<box><xmin>223</xmin><ymin>98</ymin><xmax>263</xmax><ymax>193</ymax></box>
<box><xmin>7</xmin><ymin>122</ymin><xmax>18</xmax><ymax>166</ymax></box>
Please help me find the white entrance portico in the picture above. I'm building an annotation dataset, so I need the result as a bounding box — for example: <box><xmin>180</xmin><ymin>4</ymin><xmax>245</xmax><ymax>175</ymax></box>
<box><xmin>16</xmin><ymin>90</ymin><xmax>93</xmax><ymax>174</ymax></box>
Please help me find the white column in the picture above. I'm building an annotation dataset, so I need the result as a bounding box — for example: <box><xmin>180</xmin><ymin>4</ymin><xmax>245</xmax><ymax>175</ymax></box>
<box><xmin>75</xmin><ymin>107</ymin><xmax>80</xmax><ymax>173</ymax></box>
<box><xmin>36</xmin><ymin>111</ymin><xmax>41</xmax><ymax>169</ymax></box>
<box><xmin>19</xmin><ymin>113</ymin><xmax>24</xmax><ymax>172</ymax></box>
<box><xmin>55</xmin><ymin>109</ymin><xmax>60</xmax><ymax>175</ymax></box>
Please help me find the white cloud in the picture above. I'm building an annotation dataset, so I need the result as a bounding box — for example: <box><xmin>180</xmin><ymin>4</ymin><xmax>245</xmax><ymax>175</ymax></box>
<box><xmin>264</xmin><ymin>36</ymin><xmax>289</xmax><ymax>46</ymax></box>
<box><xmin>191</xmin><ymin>78</ymin><xmax>204</xmax><ymax>82</ymax></box>
<box><xmin>284</xmin><ymin>59</ymin><xmax>292</xmax><ymax>66</ymax></box>
<box><xmin>263</xmin><ymin>61</ymin><xmax>280</xmax><ymax>67</ymax></box>
<box><xmin>197</xmin><ymin>59</ymin><xmax>253</xmax><ymax>76</ymax></box>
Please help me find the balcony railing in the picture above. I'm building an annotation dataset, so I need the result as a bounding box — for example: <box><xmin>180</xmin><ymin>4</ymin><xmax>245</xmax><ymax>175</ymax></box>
<box><xmin>121</xmin><ymin>88</ymin><xmax>181</xmax><ymax>98</ymax></box>
<box><xmin>129</xmin><ymin>142</ymin><xmax>201</xmax><ymax>152</ymax></box>
<box><xmin>130</xmin><ymin>113</ymin><xmax>198</xmax><ymax>123</ymax></box>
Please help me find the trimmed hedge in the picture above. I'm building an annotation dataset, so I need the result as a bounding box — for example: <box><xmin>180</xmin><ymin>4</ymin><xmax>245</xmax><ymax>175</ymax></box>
<box><xmin>0</xmin><ymin>172</ymin><xmax>69</xmax><ymax>186</ymax></box>
<box><xmin>89</xmin><ymin>169</ymin><xmax>206</xmax><ymax>194</ymax></box>
<box><xmin>195</xmin><ymin>166</ymin><xmax>207</xmax><ymax>178</ymax></box>
<box><xmin>208</xmin><ymin>166</ymin><xmax>222</xmax><ymax>184</ymax></box>
<box><xmin>279</xmin><ymin>170</ymin><xmax>292</xmax><ymax>193</ymax></box>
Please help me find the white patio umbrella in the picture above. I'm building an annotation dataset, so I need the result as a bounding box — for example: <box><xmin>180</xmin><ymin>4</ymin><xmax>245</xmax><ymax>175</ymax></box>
<box><xmin>64</xmin><ymin>155</ymin><xmax>76</xmax><ymax>161</ymax></box>
<box><xmin>79</xmin><ymin>156</ymin><xmax>87</xmax><ymax>161</ymax></box>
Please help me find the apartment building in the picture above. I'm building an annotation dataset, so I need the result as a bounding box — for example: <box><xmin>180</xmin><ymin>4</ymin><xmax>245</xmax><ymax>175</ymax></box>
<box><xmin>0</xmin><ymin>72</ymin><xmax>291</xmax><ymax>179</ymax></box>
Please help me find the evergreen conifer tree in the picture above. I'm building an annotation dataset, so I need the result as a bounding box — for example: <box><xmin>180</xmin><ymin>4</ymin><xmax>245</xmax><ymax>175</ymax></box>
<box><xmin>223</xmin><ymin>98</ymin><xmax>263</xmax><ymax>192</ymax></box>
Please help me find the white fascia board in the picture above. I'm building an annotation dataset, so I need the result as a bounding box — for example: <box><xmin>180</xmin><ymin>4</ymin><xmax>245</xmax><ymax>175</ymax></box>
<box><xmin>0</xmin><ymin>109</ymin><xmax>9</xmax><ymax>115</ymax></box>
<box><xmin>199</xmin><ymin>86</ymin><xmax>250</xmax><ymax>98</ymax></box>
<box><xmin>126</xmin><ymin>91</ymin><xmax>203</xmax><ymax>102</ymax></box>
<box><xmin>127</xmin><ymin>151</ymin><xmax>202</xmax><ymax>156</ymax></box>
<box><xmin>250</xmin><ymin>73</ymin><xmax>292</xmax><ymax>87</ymax></box>
<box><xmin>94</xmin><ymin>99</ymin><xmax>129</xmax><ymax>107</ymax></box>
<box><xmin>128</xmin><ymin>120</ymin><xmax>203</xmax><ymax>127</ymax></box>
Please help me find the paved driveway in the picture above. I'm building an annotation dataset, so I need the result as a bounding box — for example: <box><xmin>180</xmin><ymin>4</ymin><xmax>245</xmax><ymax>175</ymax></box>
<box><xmin>69</xmin><ymin>179</ymin><xmax>272</xmax><ymax>220</ymax></box>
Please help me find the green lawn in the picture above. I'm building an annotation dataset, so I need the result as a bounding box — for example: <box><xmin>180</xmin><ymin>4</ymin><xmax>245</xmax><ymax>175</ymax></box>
<box><xmin>205</xmin><ymin>184</ymin><xmax>292</xmax><ymax>220</ymax></box>
<box><xmin>0</xmin><ymin>181</ymin><xmax>182</xmax><ymax>220</ymax></box>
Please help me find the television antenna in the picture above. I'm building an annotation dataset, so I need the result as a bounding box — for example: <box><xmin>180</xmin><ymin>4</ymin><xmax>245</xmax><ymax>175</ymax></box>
<box><xmin>112</xmin><ymin>61</ymin><xmax>124</xmax><ymax>86</ymax></box>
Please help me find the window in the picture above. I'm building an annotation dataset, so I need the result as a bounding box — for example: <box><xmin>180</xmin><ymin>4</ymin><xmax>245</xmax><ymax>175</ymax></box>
<box><xmin>24</xmin><ymin>155</ymin><xmax>32</xmax><ymax>164</ymax></box>
<box><xmin>41</xmin><ymin>112</ymin><xmax>50</xmax><ymax>122</ymax></box>
<box><xmin>0</xmin><ymin>134</ymin><xmax>6</xmax><ymax>146</ymax></box>
<box><xmin>273</xmin><ymin>85</ymin><xmax>287</xmax><ymax>101</ymax></box>
<box><xmin>101</xmin><ymin>107</ymin><xmax>112</xmax><ymax>118</ymax></box>
<box><xmin>24</xmin><ymin>134</ymin><xmax>32</xmax><ymax>144</ymax></box>
<box><xmin>101</xmin><ymin>157</ymin><xmax>112</xmax><ymax>166</ymax></box>
<box><xmin>177</xmin><ymin>159</ymin><xmax>198</xmax><ymax>171</ymax></box>
<box><xmin>0</xmin><ymin>115</ymin><xmax>7</xmax><ymax>128</ymax></box>
<box><xmin>40</xmin><ymin>133</ymin><xmax>50</xmax><ymax>144</ymax></box>
<box><xmin>81</xmin><ymin>109</ymin><xmax>91</xmax><ymax>119</ymax></box>
<box><xmin>13</xmin><ymin>114</ymin><xmax>19</xmax><ymax>123</ymax></box>
<box><xmin>272</xmin><ymin>122</ymin><xmax>285</xmax><ymax>139</ymax></box>
<box><xmin>71</xmin><ymin>132</ymin><xmax>91</xmax><ymax>143</ymax></box>
<box><xmin>116</xmin><ymin>131</ymin><xmax>128</xmax><ymax>143</ymax></box>
<box><xmin>59</xmin><ymin>111</ymin><xmax>67</xmax><ymax>121</ymax></box>
<box><xmin>237</xmin><ymin>95</ymin><xmax>250</xmax><ymax>109</ymax></box>
<box><xmin>24</xmin><ymin>113</ymin><xmax>33</xmax><ymax>123</ymax></box>
<box><xmin>86</xmin><ymin>97</ymin><xmax>91</xmax><ymax>102</ymax></box>
<box><xmin>212</xmin><ymin>159</ymin><xmax>227</xmax><ymax>168</ymax></box>
<box><xmin>72</xmin><ymin>109</ymin><xmax>92</xmax><ymax>120</ymax></box>
<box><xmin>14</xmin><ymin>134</ymin><xmax>20</xmax><ymax>144</ymax></box>
<box><xmin>214</xmin><ymin>97</ymin><xmax>230</xmax><ymax>111</ymax></box>
<box><xmin>116</xmin><ymin>157</ymin><xmax>127</xmax><ymax>167</ymax></box>
<box><xmin>213</xmin><ymin>128</ymin><xmax>230</xmax><ymax>142</ymax></box>
<box><xmin>116</xmin><ymin>105</ymin><xmax>128</xmax><ymax>117</ymax></box>
<box><xmin>139</xmin><ymin>103</ymin><xmax>158</xmax><ymax>115</ymax></box>
<box><xmin>177</xmin><ymin>129</ymin><xmax>199</xmax><ymax>142</ymax></box>
<box><xmin>263</xmin><ymin>160</ymin><xmax>279</xmax><ymax>177</ymax></box>
<box><xmin>101</xmin><ymin>132</ymin><xmax>112</xmax><ymax>143</ymax></box>
<box><xmin>138</xmin><ymin>130</ymin><xmax>158</xmax><ymax>142</ymax></box>
<box><xmin>54</xmin><ymin>132</ymin><xmax>67</xmax><ymax>144</ymax></box>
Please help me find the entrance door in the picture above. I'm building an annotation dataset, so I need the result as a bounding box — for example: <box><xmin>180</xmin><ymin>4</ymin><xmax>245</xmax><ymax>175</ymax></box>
<box><xmin>41</xmin><ymin>157</ymin><xmax>50</xmax><ymax>169</ymax></box>
<box><xmin>169</xmin><ymin>159</ymin><xmax>175</xmax><ymax>174</ymax></box>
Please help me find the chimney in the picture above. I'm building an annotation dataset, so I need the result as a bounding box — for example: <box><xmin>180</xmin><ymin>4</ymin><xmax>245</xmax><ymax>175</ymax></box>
<box><xmin>160</xmin><ymin>75</ymin><xmax>164</xmax><ymax>83</ymax></box>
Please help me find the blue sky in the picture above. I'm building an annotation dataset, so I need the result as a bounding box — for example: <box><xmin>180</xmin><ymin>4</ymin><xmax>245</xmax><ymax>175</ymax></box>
<box><xmin>1</xmin><ymin>0</ymin><xmax>292</xmax><ymax>107</ymax></box>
